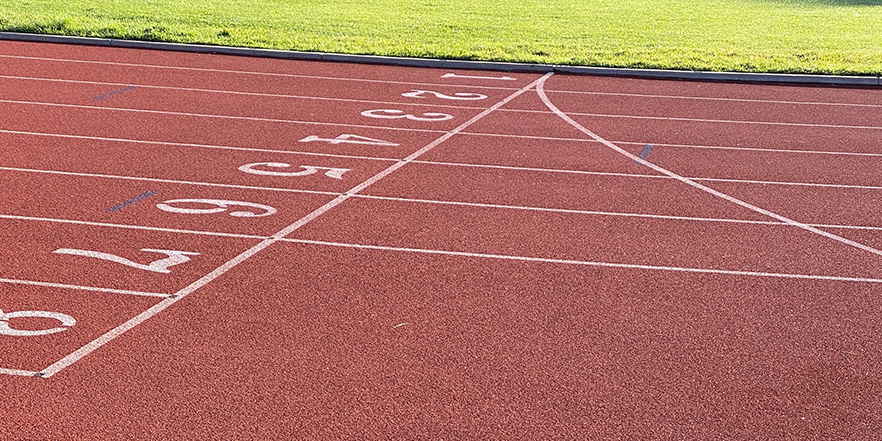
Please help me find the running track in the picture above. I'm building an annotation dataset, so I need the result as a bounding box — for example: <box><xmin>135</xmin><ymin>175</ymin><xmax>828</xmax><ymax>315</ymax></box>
<box><xmin>1</xmin><ymin>40</ymin><xmax>881</xmax><ymax>440</ymax></box>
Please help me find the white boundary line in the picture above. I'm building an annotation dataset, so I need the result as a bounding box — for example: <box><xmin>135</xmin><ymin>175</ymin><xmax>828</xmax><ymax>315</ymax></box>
<box><xmin>536</xmin><ymin>75</ymin><xmax>882</xmax><ymax>260</ymax></box>
<box><xmin>0</xmin><ymin>99</ymin><xmax>448</xmax><ymax>134</ymax></box>
<box><xmin>0</xmin><ymin>278</ymin><xmax>169</xmax><ymax>297</ymax></box>
<box><xmin>0</xmin><ymin>166</ymin><xmax>339</xmax><ymax>196</ymax></box>
<box><xmin>461</xmin><ymin>132</ymin><xmax>882</xmax><ymax>157</ymax></box>
<box><xmin>0</xmin><ymin>129</ymin><xmax>401</xmax><ymax>162</ymax></box>
<box><xmin>0</xmin><ymin>214</ymin><xmax>267</xmax><ymax>240</ymax></box>
<box><xmin>0</xmin><ymin>367</ymin><xmax>41</xmax><ymax>377</ymax></box>
<box><xmin>545</xmin><ymin>89</ymin><xmax>882</xmax><ymax>109</ymax></box>
<box><xmin>615</xmin><ymin>140</ymin><xmax>882</xmax><ymax>158</ymax></box>
<box><xmin>0</xmin><ymin>74</ymin><xmax>486</xmax><ymax>110</ymax></box>
<box><xmin>36</xmin><ymin>74</ymin><xmax>552</xmax><ymax>378</ymax></box>
<box><xmin>0</xmin><ymin>54</ymin><xmax>520</xmax><ymax>91</ymax></box>
<box><xmin>282</xmin><ymin>239</ymin><xmax>882</xmax><ymax>283</ymax></box>
<box><xmin>497</xmin><ymin>108</ymin><xmax>882</xmax><ymax>130</ymax></box>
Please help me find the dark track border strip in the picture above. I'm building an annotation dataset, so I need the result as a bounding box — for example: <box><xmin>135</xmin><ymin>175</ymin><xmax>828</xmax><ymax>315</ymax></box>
<box><xmin>1</xmin><ymin>32</ymin><xmax>879</xmax><ymax>88</ymax></box>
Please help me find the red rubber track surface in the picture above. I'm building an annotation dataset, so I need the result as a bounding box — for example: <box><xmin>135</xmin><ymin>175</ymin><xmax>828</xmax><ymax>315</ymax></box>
<box><xmin>1</xmin><ymin>40</ymin><xmax>882</xmax><ymax>440</ymax></box>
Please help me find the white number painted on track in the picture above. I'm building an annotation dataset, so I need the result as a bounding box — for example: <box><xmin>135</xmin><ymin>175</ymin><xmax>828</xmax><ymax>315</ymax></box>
<box><xmin>401</xmin><ymin>90</ymin><xmax>488</xmax><ymax>101</ymax></box>
<box><xmin>238</xmin><ymin>162</ymin><xmax>350</xmax><ymax>179</ymax></box>
<box><xmin>299</xmin><ymin>134</ymin><xmax>399</xmax><ymax>146</ymax></box>
<box><xmin>0</xmin><ymin>309</ymin><xmax>76</xmax><ymax>337</ymax></box>
<box><xmin>53</xmin><ymin>248</ymin><xmax>199</xmax><ymax>274</ymax></box>
<box><xmin>441</xmin><ymin>73</ymin><xmax>516</xmax><ymax>81</ymax></box>
<box><xmin>156</xmin><ymin>199</ymin><xmax>277</xmax><ymax>218</ymax></box>
<box><xmin>360</xmin><ymin>109</ymin><xmax>453</xmax><ymax>121</ymax></box>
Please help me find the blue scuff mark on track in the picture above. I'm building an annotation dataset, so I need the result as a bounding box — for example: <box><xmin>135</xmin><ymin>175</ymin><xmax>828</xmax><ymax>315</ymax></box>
<box><xmin>93</xmin><ymin>85</ymin><xmax>139</xmax><ymax>100</ymax></box>
<box><xmin>107</xmin><ymin>191</ymin><xmax>156</xmax><ymax>212</ymax></box>
<box><xmin>634</xmin><ymin>144</ymin><xmax>655</xmax><ymax>166</ymax></box>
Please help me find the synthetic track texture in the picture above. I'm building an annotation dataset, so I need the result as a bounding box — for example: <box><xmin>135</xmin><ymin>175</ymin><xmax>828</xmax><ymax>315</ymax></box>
<box><xmin>1</xmin><ymin>40</ymin><xmax>881</xmax><ymax>440</ymax></box>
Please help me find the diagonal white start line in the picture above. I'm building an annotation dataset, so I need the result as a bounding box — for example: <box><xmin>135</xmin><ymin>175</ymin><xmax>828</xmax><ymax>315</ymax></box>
<box><xmin>535</xmin><ymin>75</ymin><xmax>882</xmax><ymax>260</ymax></box>
<box><xmin>35</xmin><ymin>73</ymin><xmax>554</xmax><ymax>378</ymax></box>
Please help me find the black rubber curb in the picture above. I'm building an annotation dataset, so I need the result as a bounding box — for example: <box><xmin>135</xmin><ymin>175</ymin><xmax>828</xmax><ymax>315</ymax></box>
<box><xmin>2</xmin><ymin>32</ymin><xmax>880</xmax><ymax>87</ymax></box>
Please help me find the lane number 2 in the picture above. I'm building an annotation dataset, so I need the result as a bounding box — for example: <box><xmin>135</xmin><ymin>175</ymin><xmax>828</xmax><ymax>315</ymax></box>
<box><xmin>53</xmin><ymin>248</ymin><xmax>199</xmax><ymax>274</ymax></box>
<box><xmin>401</xmin><ymin>90</ymin><xmax>487</xmax><ymax>101</ymax></box>
<box><xmin>299</xmin><ymin>134</ymin><xmax>399</xmax><ymax>146</ymax></box>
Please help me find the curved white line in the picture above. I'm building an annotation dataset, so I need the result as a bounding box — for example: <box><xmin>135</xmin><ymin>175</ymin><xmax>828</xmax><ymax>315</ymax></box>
<box><xmin>535</xmin><ymin>75</ymin><xmax>882</xmax><ymax>259</ymax></box>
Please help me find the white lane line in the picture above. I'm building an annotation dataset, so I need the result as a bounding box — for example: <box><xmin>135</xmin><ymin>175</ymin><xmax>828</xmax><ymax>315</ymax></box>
<box><xmin>0</xmin><ymin>214</ymin><xmax>267</xmax><ymax>240</ymax></box>
<box><xmin>0</xmin><ymin>166</ymin><xmax>339</xmax><ymax>196</ymax></box>
<box><xmin>0</xmin><ymin>367</ymin><xmax>41</xmax><ymax>377</ymax></box>
<box><xmin>0</xmin><ymin>54</ymin><xmax>519</xmax><ymax>91</ymax></box>
<box><xmin>37</xmin><ymin>74</ymin><xmax>552</xmax><ymax>378</ymax></box>
<box><xmin>498</xmin><ymin>108</ymin><xmax>882</xmax><ymax>130</ymax></box>
<box><xmin>6</xmin><ymin>199</ymin><xmax>882</xmax><ymax>239</ymax></box>
<box><xmin>0</xmin><ymin>99</ymin><xmax>448</xmax><ymax>134</ymax></box>
<box><xmin>615</xmin><ymin>140</ymin><xmax>882</xmax><ymax>158</ymax></box>
<box><xmin>0</xmin><ymin>278</ymin><xmax>169</xmax><ymax>297</ymax></box>
<box><xmin>413</xmin><ymin>160</ymin><xmax>882</xmax><ymax>191</ymax></box>
<box><xmin>0</xmin><ymin>129</ymin><xmax>400</xmax><ymax>162</ymax></box>
<box><xmin>536</xmin><ymin>75</ymin><xmax>882</xmax><ymax>260</ymax></box>
<box><xmin>543</xmin><ymin>89</ymin><xmax>882</xmax><ymax>109</ymax></box>
<box><xmin>351</xmin><ymin>194</ymin><xmax>882</xmax><ymax>231</ymax></box>
<box><xmin>0</xmin><ymin>74</ymin><xmax>486</xmax><ymax>110</ymax></box>
<box><xmin>281</xmin><ymin>239</ymin><xmax>882</xmax><ymax>283</ymax></box>
<box><xmin>461</xmin><ymin>132</ymin><xmax>882</xmax><ymax>157</ymax></box>
<box><xmin>8</xmin><ymin>130</ymin><xmax>881</xmax><ymax>191</ymax></box>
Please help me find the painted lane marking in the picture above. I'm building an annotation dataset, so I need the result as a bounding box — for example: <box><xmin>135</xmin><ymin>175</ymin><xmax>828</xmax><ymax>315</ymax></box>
<box><xmin>442</xmin><ymin>73</ymin><xmax>517</xmax><ymax>81</ymax></box>
<box><xmin>0</xmin><ymin>367</ymin><xmax>41</xmax><ymax>377</ymax></box>
<box><xmin>299</xmin><ymin>134</ymin><xmax>399</xmax><ymax>146</ymax></box>
<box><xmin>36</xmin><ymin>74</ymin><xmax>553</xmax><ymax>378</ymax></box>
<box><xmin>634</xmin><ymin>144</ymin><xmax>655</xmax><ymax>166</ymax></box>
<box><xmin>0</xmin><ymin>55</ymin><xmax>519</xmax><ymax>91</ymax></box>
<box><xmin>461</xmin><ymin>131</ymin><xmax>882</xmax><ymax>157</ymax></box>
<box><xmin>0</xmin><ymin>99</ymin><xmax>448</xmax><ymax>134</ymax></box>
<box><xmin>107</xmin><ymin>190</ymin><xmax>155</xmax><ymax>212</ymax></box>
<box><xmin>0</xmin><ymin>309</ymin><xmax>76</xmax><ymax>337</ymax></box>
<box><xmin>283</xmin><ymin>239</ymin><xmax>882</xmax><ymax>283</ymax></box>
<box><xmin>360</xmin><ymin>109</ymin><xmax>454</xmax><ymax>121</ymax></box>
<box><xmin>0</xmin><ymin>129</ymin><xmax>399</xmax><ymax>162</ymax></box>
<box><xmin>0</xmin><ymin>166</ymin><xmax>339</xmax><ymax>196</ymax></box>
<box><xmin>544</xmin><ymin>88</ymin><xmax>882</xmax><ymax>109</ymax></box>
<box><xmin>0</xmin><ymin>213</ymin><xmax>268</xmax><ymax>239</ymax></box>
<box><xmin>92</xmin><ymin>85</ymin><xmax>138</xmax><ymax>101</ymax></box>
<box><xmin>498</xmin><ymin>108</ymin><xmax>882</xmax><ymax>130</ymax></box>
<box><xmin>0</xmin><ymin>277</ymin><xmax>169</xmax><ymax>297</ymax></box>
<box><xmin>156</xmin><ymin>199</ymin><xmax>277</xmax><ymax>217</ymax></box>
<box><xmin>536</xmin><ymin>75</ymin><xmax>882</xmax><ymax>260</ymax></box>
<box><xmin>402</xmin><ymin>90</ymin><xmax>488</xmax><ymax>101</ymax></box>
<box><xmin>238</xmin><ymin>163</ymin><xmax>350</xmax><ymax>179</ymax></box>
<box><xmin>53</xmin><ymin>248</ymin><xmax>199</xmax><ymax>274</ymax></box>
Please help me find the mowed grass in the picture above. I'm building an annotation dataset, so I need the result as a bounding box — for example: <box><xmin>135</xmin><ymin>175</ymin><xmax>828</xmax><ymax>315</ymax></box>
<box><xmin>1</xmin><ymin>0</ymin><xmax>881</xmax><ymax>75</ymax></box>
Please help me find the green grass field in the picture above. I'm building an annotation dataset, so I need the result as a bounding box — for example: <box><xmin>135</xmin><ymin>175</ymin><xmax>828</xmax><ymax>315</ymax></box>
<box><xmin>1</xmin><ymin>0</ymin><xmax>881</xmax><ymax>75</ymax></box>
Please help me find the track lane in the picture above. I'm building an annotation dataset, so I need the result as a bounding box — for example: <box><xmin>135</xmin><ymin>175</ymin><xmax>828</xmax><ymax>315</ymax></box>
<box><xmin>287</xmin><ymin>197</ymin><xmax>882</xmax><ymax>280</ymax></box>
